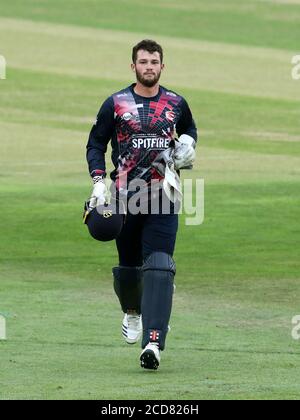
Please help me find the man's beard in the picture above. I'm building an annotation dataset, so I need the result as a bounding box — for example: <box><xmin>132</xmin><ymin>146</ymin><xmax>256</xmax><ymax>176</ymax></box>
<box><xmin>135</xmin><ymin>69</ymin><xmax>161</xmax><ymax>88</ymax></box>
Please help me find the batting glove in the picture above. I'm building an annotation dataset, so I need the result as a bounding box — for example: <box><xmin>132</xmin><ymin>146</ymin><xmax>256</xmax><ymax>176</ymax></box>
<box><xmin>89</xmin><ymin>177</ymin><xmax>107</xmax><ymax>209</ymax></box>
<box><xmin>174</xmin><ymin>134</ymin><xmax>196</xmax><ymax>170</ymax></box>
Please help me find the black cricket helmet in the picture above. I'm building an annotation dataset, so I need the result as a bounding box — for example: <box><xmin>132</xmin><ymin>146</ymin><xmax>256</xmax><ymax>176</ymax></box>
<box><xmin>83</xmin><ymin>200</ymin><xmax>125</xmax><ymax>242</ymax></box>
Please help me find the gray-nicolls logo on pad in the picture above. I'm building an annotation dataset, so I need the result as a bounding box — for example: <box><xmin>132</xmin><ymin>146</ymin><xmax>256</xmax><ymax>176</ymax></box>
<box><xmin>0</xmin><ymin>55</ymin><xmax>6</xmax><ymax>80</ymax></box>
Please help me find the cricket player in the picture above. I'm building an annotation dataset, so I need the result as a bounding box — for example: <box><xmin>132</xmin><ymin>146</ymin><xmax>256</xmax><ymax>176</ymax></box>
<box><xmin>86</xmin><ymin>40</ymin><xmax>197</xmax><ymax>370</ymax></box>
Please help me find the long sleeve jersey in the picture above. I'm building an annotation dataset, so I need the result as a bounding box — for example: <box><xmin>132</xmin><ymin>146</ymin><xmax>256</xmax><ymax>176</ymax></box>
<box><xmin>86</xmin><ymin>83</ymin><xmax>197</xmax><ymax>191</ymax></box>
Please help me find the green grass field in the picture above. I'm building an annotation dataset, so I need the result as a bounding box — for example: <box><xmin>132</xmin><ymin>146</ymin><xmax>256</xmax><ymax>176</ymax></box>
<box><xmin>1</xmin><ymin>0</ymin><xmax>300</xmax><ymax>400</ymax></box>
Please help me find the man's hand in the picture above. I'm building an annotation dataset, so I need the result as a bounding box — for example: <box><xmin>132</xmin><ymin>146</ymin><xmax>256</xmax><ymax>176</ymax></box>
<box><xmin>174</xmin><ymin>134</ymin><xmax>196</xmax><ymax>170</ymax></box>
<box><xmin>89</xmin><ymin>178</ymin><xmax>107</xmax><ymax>209</ymax></box>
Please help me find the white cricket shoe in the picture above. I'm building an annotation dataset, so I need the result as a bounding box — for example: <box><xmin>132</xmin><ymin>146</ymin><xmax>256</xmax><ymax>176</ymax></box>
<box><xmin>122</xmin><ymin>313</ymin><xmax>142</xmax><ymax>344</ymax></box>
<box><xmin>140</xmin><ymin>343</ymin><xmax>161</xmax><ymax>370</ymax></box>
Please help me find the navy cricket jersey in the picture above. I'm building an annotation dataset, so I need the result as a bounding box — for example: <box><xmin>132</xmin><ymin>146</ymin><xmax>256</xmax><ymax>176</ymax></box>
<box><xmin>86</xmin><ymin>84</ymin><xmax>197</xmax><ymax>191</ymax></box>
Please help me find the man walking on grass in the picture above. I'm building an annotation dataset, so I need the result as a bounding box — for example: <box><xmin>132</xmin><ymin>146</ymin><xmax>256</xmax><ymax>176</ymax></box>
<box><xmin>86</xmin><ymin>39</ymin><xmax>197</xmax><ymax>370</ymax></box>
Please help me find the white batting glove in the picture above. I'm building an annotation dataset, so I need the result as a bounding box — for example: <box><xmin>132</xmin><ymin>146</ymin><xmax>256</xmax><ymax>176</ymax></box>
<box><xmin>174</xmin><ymin>134</ymin><xmax>196</xmax><ymax>170</ymax></box>
<box><xmin>89</xmin><ymin>178</ymin><xmax>107</xmax><ymax>209</ymax></box>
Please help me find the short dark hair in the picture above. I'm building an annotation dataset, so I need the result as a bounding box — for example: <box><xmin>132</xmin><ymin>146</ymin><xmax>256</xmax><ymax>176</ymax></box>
<box><xmin>132</xmin><ymin>40</ymin><xmax>163</xmax><ymax>64</ymax></box>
